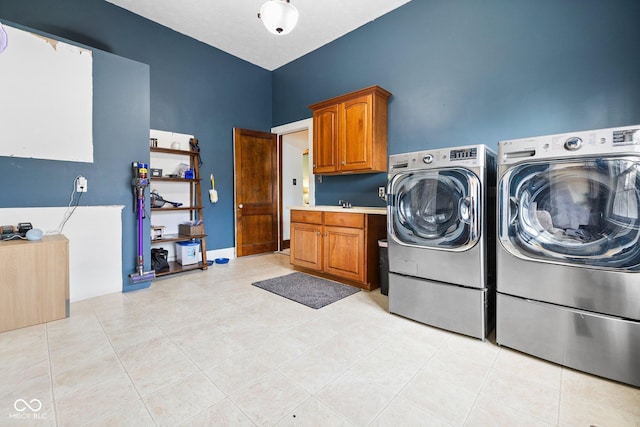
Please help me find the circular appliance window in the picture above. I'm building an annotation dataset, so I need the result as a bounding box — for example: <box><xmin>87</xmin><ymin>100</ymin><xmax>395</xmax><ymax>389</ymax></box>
<box><xmin>390</xmin><ymin>168</ymin><xmax>480</xmax><ymax>250</ymax></box>
<box><xmin>500</xmin><ymin>157</ymin><xmax>640</xmax><ymax>270</ymax></box>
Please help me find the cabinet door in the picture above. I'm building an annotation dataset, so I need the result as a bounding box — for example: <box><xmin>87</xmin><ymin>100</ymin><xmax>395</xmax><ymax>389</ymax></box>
<box><xmin>312</xmin><ymin>104</ymin><xmax>339</xmax><ymax>174</ymax></box>
<box><xmin>290</xmin><ymin>222</ymin><xmax>323</xmax><ymax>271</ymax></box>
<box><xmin>0</xmin><ymin>237</ymin><xmax>69</xmax><ymax>332</ymax></box>
<box><xmin>323</xmin><ymin>225</ymin><xmax>365</xmax><ymax>283</ymax></box>
<box><xmin>340</xmin><ymin>94</ymin><xmax>372</xmax><ymax>172</ymax></box>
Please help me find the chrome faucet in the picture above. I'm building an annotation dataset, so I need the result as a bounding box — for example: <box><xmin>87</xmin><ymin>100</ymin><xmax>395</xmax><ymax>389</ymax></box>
<box><xmin>338</xmin><ymin>199</ymin><xmax>352</xmax><ymax>208</ymax></box>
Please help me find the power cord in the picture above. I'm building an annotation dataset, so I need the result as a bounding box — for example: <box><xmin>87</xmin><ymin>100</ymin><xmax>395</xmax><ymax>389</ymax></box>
<box><xmin>47</xmin><ymin>175</ymin><xmax>84</xmax><ymax>235</ymax></box>
<box><xmin>1</xmin><ymin>233</ymin><xmax>26</xmax><ymax>241</ymax></box>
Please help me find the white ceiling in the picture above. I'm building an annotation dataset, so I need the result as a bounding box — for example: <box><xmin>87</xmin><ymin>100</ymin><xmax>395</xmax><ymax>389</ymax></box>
<box><xmin>105</xmin><ymin>0</ymin><xmax>411</xmax><ymax>71</ymax></box>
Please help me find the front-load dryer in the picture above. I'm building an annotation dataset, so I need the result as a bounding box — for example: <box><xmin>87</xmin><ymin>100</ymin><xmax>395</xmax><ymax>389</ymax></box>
<box><xmin>496</xmin><ymin>124</ymin><xmax>640</xmax><ymax>387</ymax></box>
<box><xmin>387</xmin><ymin>145</ymin><xmax>497</xmax><ymax>339</ymax></box>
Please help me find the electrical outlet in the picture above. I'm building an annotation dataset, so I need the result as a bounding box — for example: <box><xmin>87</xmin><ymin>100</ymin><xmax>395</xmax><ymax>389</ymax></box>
<box><xmin>77</xmin><ymin>176</ymin><xmax>87</xmax><ymax>192</ymax></box>
<box><xmin>378</xmin><ymin>186</ymin><xmax>385</xmax><ymax>198</ymax></box>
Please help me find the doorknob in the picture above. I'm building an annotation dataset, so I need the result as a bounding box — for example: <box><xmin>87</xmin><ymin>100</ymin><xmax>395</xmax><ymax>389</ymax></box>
<box><xmin>238</xmin><ymin>204</ymin><xmax>243</xmax><ymax>209</ymax></box>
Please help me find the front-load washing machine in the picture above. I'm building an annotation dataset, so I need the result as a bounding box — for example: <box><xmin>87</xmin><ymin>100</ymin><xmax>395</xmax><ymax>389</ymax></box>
<box><xmin>387</xmin><ymin>145</ymin><xmax>497</xmax><ymax>340</ymax></box>
<box><xmin>497</xmin><ymin>124</ymin><xmax>640</xmax><ymax>387</ymax></box>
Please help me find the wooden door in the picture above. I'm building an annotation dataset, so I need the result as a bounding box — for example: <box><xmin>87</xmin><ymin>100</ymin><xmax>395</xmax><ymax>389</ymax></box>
<box><xmin>290</xmin><ymin>222</ymin><xmax>323</xmax><ymax>271</ymax></box>
<box><xmin>323</xmin><ymin>225</ymin><xmax>365</xmax><ymax>283</ymax></box>
<box><xmin>312</xmin><ymin>104</ymin><xmax>338</xmax><ymax>174</ymax></box>
<box><xmin>233</xmin><ymin>128</ymin><xmax>278</xmax><ymax>257</ymax></box>
<box><xmin>340</xmin><ymin>94</ymin><xmax>372</xmax><ymax>172</ymax></box>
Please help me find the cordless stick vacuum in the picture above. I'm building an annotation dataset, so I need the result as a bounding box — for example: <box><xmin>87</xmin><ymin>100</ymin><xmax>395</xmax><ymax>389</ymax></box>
<box><xmin>129</xmin><ymin>162</ymin><xmax>156</xmax><ymax>284</ymax></box>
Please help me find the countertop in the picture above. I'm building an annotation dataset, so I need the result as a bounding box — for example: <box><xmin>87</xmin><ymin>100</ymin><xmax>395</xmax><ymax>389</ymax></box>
<box><xmin>289</xmin><ymin>205</ymin><xmax>387</xmax><ymax>215</ymax></box>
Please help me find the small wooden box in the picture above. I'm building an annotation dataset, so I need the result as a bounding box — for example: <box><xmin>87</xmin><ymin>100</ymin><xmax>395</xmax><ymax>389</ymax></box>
<box><xmin>178</xmin><ymin>224</ymin><xmax>204</xmax><ymax>236</ymax></box>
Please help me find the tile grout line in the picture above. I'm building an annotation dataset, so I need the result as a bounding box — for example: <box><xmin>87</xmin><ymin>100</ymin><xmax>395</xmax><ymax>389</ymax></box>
<box><xmin>19</xmin><ymin>253</ymin><xmax>637</xmax><ymax>426</ymax></box>
<box><xmin>174</xmin><ymin>278</ymin><xmax>307</xmax><ymax>427</ymax></box>
<box><xmin>44</xmin><ymin>323</ymin><xmax>60</xmax><ymax>427</ymax></box>
<box><xmin>219</xmin><ymin>282</ymin><xmax>357</xmax><ymax>425</ymax></box>
<box><xmin>557</xmin><ymin>366</ymin><xmax>565</xmax><ymax>426</ymax></box>
<box><xmin>127</xmin><ymin>285</ymin><xmax>259</xmax><ymax>426</ymax></box>
<box><xmin>310</xmin><ymin>335</ymin><xmax>382</xmax><ymax>418</ymax></box>
<box><xmin>88</xmin><ymin>295</ymin><xmax>158</xmax><ymax>426</ymax></box>
<box><xmin>460</xmin><ymin>341</ymin><xmax>501</xmax><ymax>426</ymax></box>
<box><xmin>274</xmin><ymin>394</ymin><xmax>354</xmax><ymax>427</ymax></box>
<box><xmin>303</xmin><ymin>327</ymin><xmax>407</xmax><ymax>426</ymax></box>
<box><xmin>217</xmin><ymin>342</ymin><xmax>295</xmax><ymax>426</ymax></box>
<box><xmin>366</xmin><ymin>340</ymin><xmax>441</xmax><ymax>425</ymax></box>
<box><xmin>119</xmin><ymin>291</ymin><xmax>196</xmax><ymax>426</ymax></box>
<box><xmin>269</xmin><ymin>395</ymin><xmax>318</xmax><ymax>427</ymax></box>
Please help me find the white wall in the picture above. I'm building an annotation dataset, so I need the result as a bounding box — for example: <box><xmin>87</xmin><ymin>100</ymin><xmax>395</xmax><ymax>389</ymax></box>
<box><xmin>0</xmin><ymin>206</ymin><xmax>123</xmax><ymax>302</ymax></box>
<box><xmin>0</xmin><ymin>24</ymin><xmax>93</xmax><ymax>163</ymax></box>
<box><xmin>281</xmin><ymin>131</ymin><xmax>308</xmax><ymax>240</ymax></box>
<box><xmin>271</xmin><ymin>118</ymin><xmax>314</xmax><ymax>246</ymax></box>
<box><xmin>272</xmin><ymin>118</ymin><xmax>315</xmax><ymax>206</ymax></box>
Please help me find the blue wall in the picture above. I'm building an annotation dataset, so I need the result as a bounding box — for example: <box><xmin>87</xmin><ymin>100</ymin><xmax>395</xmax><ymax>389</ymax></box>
<box><xmin>273</xmin><ymin>0</ymin><xmax>640</xmax><ymax>207</ymax></box>
<box><xmin>0</xmin><ymin>0</ymin><xmax>272</xmax><ymax>264</ymax></box>
<box><xmin>0</xmin><ymin>20</ymin><xmax>151</xmax><ymax>292</ymax></box>
<box><xmin>2</xmin><ymin>0</ymin><xmax>640</xmax><ymax>289</ymax></box>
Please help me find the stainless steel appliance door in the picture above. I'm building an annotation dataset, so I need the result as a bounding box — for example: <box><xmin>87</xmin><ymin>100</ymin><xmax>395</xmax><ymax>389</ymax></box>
<box><xmin>389</xmin><ymin>168</ymin><xmax>481</xmax><ymax>252</ymax></box>
<box><xmin>499</xmin><ymin>157</ymin><xmax>640</xmax><ymax>271</ymax></box>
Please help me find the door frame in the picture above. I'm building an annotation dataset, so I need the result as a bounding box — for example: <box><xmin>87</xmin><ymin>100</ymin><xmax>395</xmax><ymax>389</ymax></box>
<box><xmin>271</xmin><ymin>118</ymin><xmax>315</xmax><ymax>251</ymax></box>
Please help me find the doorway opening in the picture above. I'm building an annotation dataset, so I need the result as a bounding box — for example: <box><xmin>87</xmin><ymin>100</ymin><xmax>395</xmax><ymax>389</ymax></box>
<box><xmin>272</xmin><ymin>118</ymin><xmax>315</xmax><ymax>252</ymax></box>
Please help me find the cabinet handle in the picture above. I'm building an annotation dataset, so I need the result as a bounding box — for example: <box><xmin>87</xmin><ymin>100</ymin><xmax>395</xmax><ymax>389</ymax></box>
<box><xmin>324</xmin><ymin>232</ymin><xmax>327</xmax><ymax>237</ymax></box>
<box><xmin>341</xmin><ymin>161</ymin><xmax>345</xmax><ymax>165</ymax></box>
<box><xmin>316</xmin><ymin>231</ymin><xmax>321</xmax><ymax>236</ymax></box>
<box><xmin>238</xmin><ymin>204</ymin><xmax>243</xmax><ymax>209</ymax></box>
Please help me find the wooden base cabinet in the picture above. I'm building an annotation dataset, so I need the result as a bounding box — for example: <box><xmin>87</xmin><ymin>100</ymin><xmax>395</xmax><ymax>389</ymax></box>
<box><xmin>0</xmin><ymin>235</ymin><xmax>69</xmax><ymax>333</ymax></box>
<box><xmin>290</xmin><ymin>209</ymin><xmax>386</xmax><ymax>290</ymax></box>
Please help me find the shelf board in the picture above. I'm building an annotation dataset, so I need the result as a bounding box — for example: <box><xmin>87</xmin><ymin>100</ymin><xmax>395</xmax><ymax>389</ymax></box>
<box><xmin>155</xmin><ymin>260</ymin><xmax>208</xmax><ymax>277</ymax></box>
<box><xmin>151</xmin><ymin>233</ymin><xmax>207</xmax><ymax>243</ymax></box>
<box><xmin>150</xmin><ymin>147</ymin><xmax>198</xmax><ymax>156</ymax></box>
<box><xmin>151</xmin><ymin>206</ymin><xmax>203</xmax><ymax>211</ymax></box>
<box><xmin>150</xmin><ymin>177</ymin><xmax>200</xmax><ymax>182</ymax></box>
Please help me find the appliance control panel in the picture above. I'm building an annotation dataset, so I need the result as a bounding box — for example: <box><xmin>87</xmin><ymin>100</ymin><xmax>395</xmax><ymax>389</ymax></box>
<box><xmin>450</xmin><ymin>147</ymin><xmax>478</xmax><ymax>161</ymax></box>
<box><xmin>613</xmin><ymin>128</ymin><xmax>640</xmax><ymax>146</ymax></box>
<box><xmin>499</xmin><ymin>125</ymin><xmax>640</xmax><ymax>164</ymax></box>
<box><xmin>389</xmin><ymin>145</ymin><xmax>488</xmax><ymax>172</ymax></box>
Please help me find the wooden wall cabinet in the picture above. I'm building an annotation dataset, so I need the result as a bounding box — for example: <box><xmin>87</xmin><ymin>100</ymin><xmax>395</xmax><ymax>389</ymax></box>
<box><xmin>309</xmin><ymin>85</ymin><xmax>391</xmax><ymax>175</ymax></box>
<box><xmin>290</xmin><ymin>209</ymin><xmax>386</xmax><ymax>290</ymax></box>
<box><xmin>0</xmin><ymin>235</ymin><xmax>69</xmax><ymax>333</ymax></box>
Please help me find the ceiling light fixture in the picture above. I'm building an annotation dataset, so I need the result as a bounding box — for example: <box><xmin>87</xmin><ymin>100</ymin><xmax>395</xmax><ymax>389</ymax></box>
<box><xmin>258</xmin><ymin>0</ymin><xmax>299</xmax><ymax>35</ymax></box>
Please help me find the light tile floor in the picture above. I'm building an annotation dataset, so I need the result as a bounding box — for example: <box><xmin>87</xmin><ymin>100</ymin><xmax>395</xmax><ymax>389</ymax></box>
<box><xmin>1</xmin><ymin>253</ymin><xmax>639</xmax><ymax>426</ymax></box>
